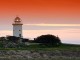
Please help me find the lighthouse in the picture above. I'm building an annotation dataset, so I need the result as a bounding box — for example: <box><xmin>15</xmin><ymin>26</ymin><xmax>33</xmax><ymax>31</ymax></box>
<box><xmin>12</xmin><ymin>17</ymin><xmax>23</xmax><ymax>38</ymax></box>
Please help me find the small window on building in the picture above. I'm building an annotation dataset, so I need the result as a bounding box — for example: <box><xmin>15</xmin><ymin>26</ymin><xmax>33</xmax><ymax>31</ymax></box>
<box><xmin>19</xmin><ymin>30</ymin><xmax>21</xmax><ymax>31</ymax></box>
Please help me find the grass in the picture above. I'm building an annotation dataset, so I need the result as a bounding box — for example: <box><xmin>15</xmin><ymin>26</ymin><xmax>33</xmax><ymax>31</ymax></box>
<box><xmin>0</xmin><ymin>58</ymin><xmax>80</xmax><ymax>60</ymax></box>
<box><xmin>0</xmin><ymin>43</ymin><xmax>80</xmax><ymax>60</ymax></box>
<box><xmin>0</xmin><ymin>43</ymin><xmax>80</xmax><ymax>51</ymax></box>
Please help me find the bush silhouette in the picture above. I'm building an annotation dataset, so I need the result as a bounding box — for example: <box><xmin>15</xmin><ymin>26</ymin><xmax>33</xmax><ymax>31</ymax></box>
<box><xmin>22</xmin><ymin>38</ymin><xmax>29</xmax><ymax>42</ymax></box>
<box><xmin>6</xmin><ymin>36</ymin><xmax>20</xmax><ymax>43</ymax></box>
<box><xmin>34</xmin><ymin>34</ymin><xmax>61</xmax><ymax>46</ymax></box>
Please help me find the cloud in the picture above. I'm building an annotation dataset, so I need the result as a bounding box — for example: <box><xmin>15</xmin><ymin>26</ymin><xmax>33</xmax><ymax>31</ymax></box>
<box><xmin>24</xmin><ymin>24</ymin><xmax>80</xmax><ymax>27</ymax></box>
<box><xmin>23</xmin><ymin>24</ymin><xmax>80</xmax><ymax>30</ymax></box>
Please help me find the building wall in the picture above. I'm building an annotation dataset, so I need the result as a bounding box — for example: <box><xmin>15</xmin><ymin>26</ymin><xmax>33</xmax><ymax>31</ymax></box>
<box><xmin>13</xmin><ymin>25</ymin><xmax>22</xmax><ymax>37</ymax></box>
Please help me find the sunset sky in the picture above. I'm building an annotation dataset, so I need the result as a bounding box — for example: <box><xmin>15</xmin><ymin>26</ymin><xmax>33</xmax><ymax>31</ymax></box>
<box><xmin>0</xmin><ymin>0</ymin><xmax>80</xmax><ymax>25</ymax></box>
<box><xmin>0</xmin><ymin>0</ymin><xmax>80</xmax><ymax>44</ymax></box>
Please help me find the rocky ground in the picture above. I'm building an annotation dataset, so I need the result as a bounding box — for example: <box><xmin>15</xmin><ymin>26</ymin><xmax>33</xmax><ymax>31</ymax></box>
<box><xmin>0</xmin><ymin>50</ymin><xmax>80</xmax><ymax>60</ymax></box>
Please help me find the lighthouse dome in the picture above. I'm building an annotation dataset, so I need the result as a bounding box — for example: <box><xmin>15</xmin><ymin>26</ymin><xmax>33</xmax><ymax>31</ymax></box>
<box><xmin>14</xmin><ymin>17</ymin><xmax>21</xmax><ymax>22</ymax></box>
<box><xmin>13</xmin><ymin>16</ymin><xmax>23</xmax><ymax>25</ymax></box>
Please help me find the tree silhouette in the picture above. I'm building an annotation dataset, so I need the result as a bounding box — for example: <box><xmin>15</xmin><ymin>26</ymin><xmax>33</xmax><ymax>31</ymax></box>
<box><xmin>34</xmin><ymin>34</ymin><xmax>61</xmax><ymax>46</ymax></box>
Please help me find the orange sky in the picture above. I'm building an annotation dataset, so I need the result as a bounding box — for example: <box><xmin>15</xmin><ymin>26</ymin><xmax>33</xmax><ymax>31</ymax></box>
<box><xmin>0</xmin><ymin>0</ymin><xmax>80</xmax><ymax>24</ymax></box>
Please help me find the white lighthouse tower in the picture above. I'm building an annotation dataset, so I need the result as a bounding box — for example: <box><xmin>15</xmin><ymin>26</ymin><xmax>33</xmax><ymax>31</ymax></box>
<box><xmin>12</xmin><ymin>17</ymin><xmax>23</xmax><ymax>38</ymax></box>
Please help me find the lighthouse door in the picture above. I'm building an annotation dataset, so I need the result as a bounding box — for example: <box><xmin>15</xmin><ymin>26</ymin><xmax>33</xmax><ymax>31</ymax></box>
<box><xmin>19</xmin><ymin>34</ymin><xmax>21</xmax><ymax>37</ymax></box>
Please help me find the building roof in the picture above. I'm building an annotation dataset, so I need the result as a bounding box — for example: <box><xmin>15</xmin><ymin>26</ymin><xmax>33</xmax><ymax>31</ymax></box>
<box><xmin>14</xmin><ymin>17</ymin><xmax>21</xmax><ymax>22</ymax></box>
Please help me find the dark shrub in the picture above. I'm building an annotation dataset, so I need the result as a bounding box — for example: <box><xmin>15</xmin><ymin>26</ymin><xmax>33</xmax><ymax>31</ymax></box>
<box><xmin>22</xmin><ymin>38</ymin><xmax>29</xmax><ymax>42</ymax></box>
<box><xmin>34</xmin><ymin>34</ymin><xmax>61</xmax><ymax>46</ymax></box>
<box><xmin>6</xmin><ymin>36</ymin><xmax>20</xmax><ymax>43</ymax></box>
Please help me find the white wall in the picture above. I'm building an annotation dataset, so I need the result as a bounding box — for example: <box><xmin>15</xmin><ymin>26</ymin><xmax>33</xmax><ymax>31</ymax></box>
<box><xmin>13</xmin><ymin>25</ymin><xmax>22</xmax><ymax>37</ymax></box>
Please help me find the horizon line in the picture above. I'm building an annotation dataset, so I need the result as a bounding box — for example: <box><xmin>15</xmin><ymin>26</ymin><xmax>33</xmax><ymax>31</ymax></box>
<box><xmin>24</xmin><ymin>24</ymin><xmax>80</xmax><ymax>27</ymax></box>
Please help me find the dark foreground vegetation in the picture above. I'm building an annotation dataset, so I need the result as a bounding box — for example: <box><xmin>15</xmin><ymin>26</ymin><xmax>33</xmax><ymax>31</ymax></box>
<box><xmin>0</xmin><ymin>34</ymin><xmax>80</xmax><ymax>60</ymax></box>
<box><xmin>0</xmin><ymin>34</ymin><xmax>61</xmax><ymax>48</ymax></box>
<box><xmin>0</xmin><ymin>44</ymin><xmax>79</xmax><ymax>60</ymax></box>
